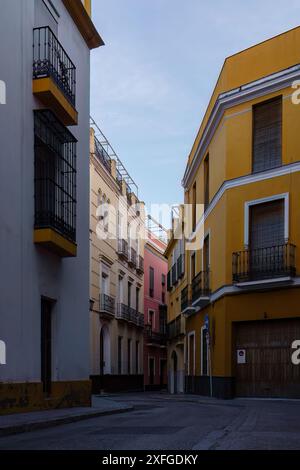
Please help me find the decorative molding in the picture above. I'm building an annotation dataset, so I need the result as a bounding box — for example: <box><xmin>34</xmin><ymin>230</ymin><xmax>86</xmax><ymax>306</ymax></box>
<box><xmin>244</xmin><ymin>193</ymin><xmax>289</xmax><ymax>246</ymax></box>
<box><xmin>182</xmin><ymin>63</ymin><xmax>300</xmax><ymax>188</ymax></box>
<box><xmin>187</xmin><ymin>162</ymin><xmax>300</xmax><ymax>242</ymax></box>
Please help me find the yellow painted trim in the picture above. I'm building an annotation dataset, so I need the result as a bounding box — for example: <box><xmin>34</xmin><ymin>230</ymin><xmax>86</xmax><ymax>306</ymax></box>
<box><xmin>62</xmin><ymin>0</ymin><xmax>104</xmax><ymax>49</ymax></box>
<box><xmin>33</xmin><ymin>77</ymin><xmax>78</xmax><ymax>126</ymax></box>
<box><xmin>34</xmin><ymin>228</ymin><xmax>77</xmax><ymax>258</ymax></box>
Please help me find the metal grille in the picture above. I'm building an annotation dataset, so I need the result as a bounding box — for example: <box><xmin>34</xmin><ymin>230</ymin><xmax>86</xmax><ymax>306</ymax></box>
<box><xmin>99</xmin><ymin>293</ymin><xmax>115</xmax><ymax>315</ymax></box>
<box><xmin>253</xmin><ymin>97</ymin><xmax>282</xmax><ymax>173</ymax></box>
<box><xmin>34</xmin><ymin>110</ymin><xmax>77</xmax><ymax>242</ymax></box>
<box><xmin>191</xmin><ymin>270</ymin><xmax>210</xmax><ymax>302</ymax></box>
<box><xmin>250</xmin><ymin>200</ymin><xmax>284</xmax><ymax>249</ymax></box>
<box><xmin>232</xmin><ymin>243</ymin><xmax>296</xmax><ymax>282</ymax></box>
<box><xmin>33</xmin><ymin>27</ymin><xmax>76</xmax><ymax>106</ymax></box>
<box><xmin>94</xmin><ymin>135</ymin><xmax>112</xmax><ymax>173</ymax></box>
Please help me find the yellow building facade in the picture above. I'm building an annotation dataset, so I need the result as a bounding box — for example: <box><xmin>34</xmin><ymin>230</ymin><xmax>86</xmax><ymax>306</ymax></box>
<box><xmin>175</xmin><ymin>27</ymin><xmax>300</xmax><ymax>398</ymax></box>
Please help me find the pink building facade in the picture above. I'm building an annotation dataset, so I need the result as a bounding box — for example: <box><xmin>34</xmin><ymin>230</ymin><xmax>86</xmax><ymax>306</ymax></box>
<box><xmin>144</xmin><ymin>234</ymin><xmax>168</xmax><ymax>390</ymax></box>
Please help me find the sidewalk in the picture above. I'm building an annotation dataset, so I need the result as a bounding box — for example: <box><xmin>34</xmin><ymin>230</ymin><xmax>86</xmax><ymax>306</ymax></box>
<box><xmin>0</xmin><ymin>396</ymin><xmax>134</xmax><ymax>437</ymax></box>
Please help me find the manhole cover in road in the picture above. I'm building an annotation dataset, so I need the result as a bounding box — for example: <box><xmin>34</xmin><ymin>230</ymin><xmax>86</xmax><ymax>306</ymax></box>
<box><xmin>90</xmin><ymin>426</ymin><xmax>182</xmax><ymax>435</ymax></box>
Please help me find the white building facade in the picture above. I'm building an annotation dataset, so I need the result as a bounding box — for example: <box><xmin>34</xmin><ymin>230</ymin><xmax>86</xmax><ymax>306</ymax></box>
<box><xmin>0</xmin><ymin>0</ymin><xmax>103</xmax><ymax>414</ymax></box>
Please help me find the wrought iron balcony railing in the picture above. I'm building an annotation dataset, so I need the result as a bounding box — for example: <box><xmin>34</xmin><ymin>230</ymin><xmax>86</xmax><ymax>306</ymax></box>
<box><xmin>99</xmin><ymin>293</ymin><xmax>115</xmax><ymax>316</ymax></box>
<box><xmin>33</xmin><ymin>26</ymin><xmax>76</xmax><ymax>106</ymax></box>
<box><xmin>144</xmin><ymin>327</ymin><xmax>167</xmax><ymax>346</ymax></box>
<box><xmin>94</xmin><ymin>136</ymin><xmax>112</xmax><ymax>173</ymax></box>
<box><xmin>116</xmin><ymin>304</ymin><xmax>144</xmax><ymax>328</ymax></box>
<box><xmin>191</xmin><ymin>270</ymin><xmax>210</xmax><ymax>303</ymax></box>
<box><xmin>34</xmin><ymin>110</ymin><xmax>77</xmax><ymax>242</ymax></box>
<box><xmin>181</xmin><ymin>285</ymin><xmax>189</xmax><ymax>312</ymax></box>
<box><xmin>232</xmin><ymin>243</ymin><xmax>296</xmax><ymax>283</ymax></box>
<box><xmin>167</xmin><ymin>315</ymin><xmax>185</xmax><ymax>341</ymax></box>
<box><xmin>117</xmin><ymin>239</ymin><xmax>128</xmax><ymax>258</ymax></box>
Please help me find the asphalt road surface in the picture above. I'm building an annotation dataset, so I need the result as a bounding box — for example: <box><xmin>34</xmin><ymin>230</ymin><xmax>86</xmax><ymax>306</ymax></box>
<box><xmin>1</xmin><ymin>393</ymin><xmax>300</xmax><ymax>450</ymax></box>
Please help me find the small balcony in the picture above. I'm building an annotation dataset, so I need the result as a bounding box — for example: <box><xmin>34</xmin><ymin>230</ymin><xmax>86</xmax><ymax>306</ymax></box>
<box><xmin>116</xmin><ymin>304</ymin><xmax>144</xmax><ymax>328</ymax></box>
<box><xmin>136</xmin><ymin>255</ymin><xmax>144</xmax><ymax>274</ymax></box>
<box><xmin>117</xmin><ymin>239</ymin><xmax>128</xmax><ymax>259</ymax></box>
<box><xmin>192</xmin><ymin>270</ymin><xmax>211</xmax><ymax>307</ymax></box>
<box><xmin>99</xmin><ymin>293</ymin><xmax>115</xmax><ymax>318</ymax></box>
<box><xmin>33</xmin><ymin>27</ymin><xmax>77</xmax><ymax>126</ymax></box>
<box><xmin>167</xmin><ymin>315</ymin><xmax>185</xmax><ymax>342</ymax></box>
<box><xmin>94</xmin><ymin>136</ymin><xmax>112</xmax><ymax>173</ymax></box>
<box><xmin>144</xmin><ymin>326</ymin><xmax>167</xmax><ymax>347</ymax></box>
<box><xmin>128</xmin><ymin>247</ymin><xmax>137</xmax><ymax>268</ymax></box>
<box><xmin>232</xmin><ymin>243</ymin><xmax>296</xmax><ymax>287</ymax></box>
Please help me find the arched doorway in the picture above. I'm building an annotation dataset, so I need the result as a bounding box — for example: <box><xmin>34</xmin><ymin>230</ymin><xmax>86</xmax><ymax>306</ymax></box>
<box><xmin>99</xmin><ymin>325</ymin><xmax>111</xmax><ymax>376</ymax></box>
<box><xmin>171</xmin><ymin>350</ymin><xmax>178</xmax><ymax>394</ymax></box>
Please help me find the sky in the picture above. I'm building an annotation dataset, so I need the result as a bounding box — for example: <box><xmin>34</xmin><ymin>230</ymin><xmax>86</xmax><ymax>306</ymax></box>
<box><xmin>90</xmin><ymin>0</ymin><xmax>300</xmax><ymax>226</ymax></box>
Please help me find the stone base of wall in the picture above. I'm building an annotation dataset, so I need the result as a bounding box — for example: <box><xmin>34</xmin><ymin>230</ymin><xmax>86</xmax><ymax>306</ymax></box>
<box><xmin>90</xmin><ymin>374</ymin><xmax>144</xmax><ymax>393</ymax></box>
<box><xmin>0</xmin><ymin>380</ymin><xmax>91</xmax><ymax>415</ymax></box>
<box><xmin>185</xmin><ymin>376</ymin><xmax>235</xmax><ymax>399</ymax></box>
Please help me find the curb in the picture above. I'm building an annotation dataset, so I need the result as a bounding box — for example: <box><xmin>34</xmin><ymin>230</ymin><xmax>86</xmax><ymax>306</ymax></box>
<box><xmin>0</xmin><ymin>405</ymin><xmax>134</xmax><ymax>437</ymax></box>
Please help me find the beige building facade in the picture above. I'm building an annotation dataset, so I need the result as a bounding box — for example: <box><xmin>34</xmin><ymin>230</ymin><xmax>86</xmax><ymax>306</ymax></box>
<box><xmin>89</xmin><ymin>121</ymin><xmax>145</xmax><ymax>392</ymax></box>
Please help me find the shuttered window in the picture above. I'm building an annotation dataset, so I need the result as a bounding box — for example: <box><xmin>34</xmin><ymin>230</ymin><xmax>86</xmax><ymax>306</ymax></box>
<box><xmin>252</xmin><ymin>97</ymin><xmax>282</xmax><ymax>173</ymax></box>
<box><xmin>250</xmin><ymin>200</ymin><xmax>284</xmax><ymax>250</ymax></box>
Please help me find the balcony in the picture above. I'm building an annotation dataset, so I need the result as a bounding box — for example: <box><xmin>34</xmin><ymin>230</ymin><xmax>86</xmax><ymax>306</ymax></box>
<box><xmin>136</xmin><ymin>255</ymin><xmax>144</xmax><ymax>274</ymax></box>
<box><xmin>167</xmin><ymin>315</ymin><xmax>185</xmax><ymax>342</ymax></box>
<box><xmin>116</xmin><ymin>304</ymin><xmax>144</xmax><ymax>328</ymax></box>
<box><xmin>33</xmin><ymin>110</ymin><xmax>77</xmax><ymax>257</ymax></box>
<box><xmin>33</xmin><ymin>27</ymin><xmax>78</xmax><ymax>126</ymax></box>
<box><xmin>232</xmin><ymin>243</ymin><xmax>296</xmax><ymax>287</ymax></box>
<box><xmin>181</xmin><ymin>285</ymin><xmax>189</xmax><ymax>312</ymax></box>
<box><xmin>94</xmin><ymin>136</ymin><xmax>112</xmax><ymax>173</ymax></box>
<box><xmin>144</xmin><ymin>327</ymin><xmax>167</xmax><ymax>347</ymax></box>
<box><xmin>117</xmin><ymin>239</ymin><xmax>128</xmax><ymax>259</ymax></box>
<box><xmin>128</xmin><ymin>247</ymin><xmax>137</xmax><ymax>268</ymax></box>
<box><xmin>191</xmin><ymin>270</ymin><xmax>211</xmax><ymax>307</ymax></box>
<box><xmin>99</xmin><ymin>293</ymin><xmax>115</xmax><ymax>318</ymax></box>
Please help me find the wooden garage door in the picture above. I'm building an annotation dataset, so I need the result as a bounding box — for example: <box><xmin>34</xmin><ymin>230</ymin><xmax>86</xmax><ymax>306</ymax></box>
<box><xmin>235</xmin><ymin>319</ymin><xmax>300</xmax><ymax>398</ymax></box>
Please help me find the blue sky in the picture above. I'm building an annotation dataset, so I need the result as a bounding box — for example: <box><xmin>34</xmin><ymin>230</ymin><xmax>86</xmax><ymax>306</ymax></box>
<box><xmin>91</xmin><ymin>0</ymin><xmax>300</xmax><ymax>225</ymax></box>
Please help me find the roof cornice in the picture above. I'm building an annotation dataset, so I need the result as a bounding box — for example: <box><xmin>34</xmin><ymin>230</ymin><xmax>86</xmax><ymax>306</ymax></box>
<box><xmin>182</xmin><ymin>63</ymin><xmax>300</xmax><ymax>189</ymax></box>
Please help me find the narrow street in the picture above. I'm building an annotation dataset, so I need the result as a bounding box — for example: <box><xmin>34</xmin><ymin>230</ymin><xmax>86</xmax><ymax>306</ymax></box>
<box><xmin>1</xmin><ymin>393</ymin><xmax>300</xmax><ymax>450</ymax></box>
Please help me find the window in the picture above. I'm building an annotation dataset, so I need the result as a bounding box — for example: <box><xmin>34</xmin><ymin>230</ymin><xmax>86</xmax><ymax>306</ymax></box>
<box><xmin>159</xmin><ymin>310</ymin><xmax>167</xmax><ymax>334</ymax></box>
<box><xmin>203</xmin><ymin>235</ymin><xmax>210</xmax><ymax>272</ymax></box>
<box><xmin>127</xmin><ymin>339</ymin><xmax>132</xmax><ymax>375</ymax></box>
<box><xmin>191</xmin><ymin>253</ymin><xmax>196</xmax><ymax>280</ymax></box>
<box><xmin>118</xmin><ymin>336</ymin><xmax>122</xmax><ymax>375</ymax></box>
<box><xmin>34</xmin><ymin>110</ymin><xmax>77</xmax><ymax>242</ymax></box>
<box><xmin>135</xmin><ymin>341</ymin><xmax>139</xmax><ymax>375</ymax></box>
<box><xmin>136</xmin><ymin>287</ymin><xmax>140</xmax><ymax>312</ymax></box>
<box><xmin>128</xmin><ymin>282</ymin><xmax>132</xmax><ymax>308</ymax></box>
<box><xmin>253</xmin><ymin>97</ymin><xmax>282</xmax><ymax>173</ymax></box>
<box><xmin>162</xmin><ymin>274</ymin><xmax>166</xmax><ymax>286</ymax></box>
<box><xmin>149</xmin><ymin>267</ymin><xmax>154</xmax><ymax>297</ymax></box>
<box><xmin>41</xmin><ymin>298</ymin><xmax>53</xmax><ymax>395</ymax></box>
<box><xmin>192</xmin><ymin>182</ymin><xmax>197</xmax><ymax>231</ymax></box>
<box><xmin>148</xmin><ymin>310</ymin><xmax>155</xmax><ymax>330</ymax></box>
<box><xmin>204</xmin><ymin>154</ymin><xmax>209</xmax><ymax>210</ymax></box>
<box><xmin>188</xmin><ymin>333</ymin><xmax>195</xmax><ymax>376</ymax></box>
<box><xmin>162</xmin><ymin>291</ymin><xmax>165</xmax><ymax>304</ymax></box>
<box><xmin>250</xmin><ymin>200</ymin><xmax>285</xmax><ymax>250</ymax></box>
<box><xmin>201</xmin><ymin>327</ymin><xmax>208</xmax><ymax>376</ymax></box>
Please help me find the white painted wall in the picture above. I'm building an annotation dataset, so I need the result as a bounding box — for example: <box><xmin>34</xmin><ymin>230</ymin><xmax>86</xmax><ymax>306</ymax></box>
<box><xmin>0</xmin><ymin>0</ymin><xmax>91</xmax><ymax>383</ymax></box>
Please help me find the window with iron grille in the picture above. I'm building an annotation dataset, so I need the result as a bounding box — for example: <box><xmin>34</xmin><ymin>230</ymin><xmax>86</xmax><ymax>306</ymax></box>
<box><xmin>149</xmin><ymin>267</ymin><xmax>154</xmax><ymax>297</ymax></box>
<box><xmin>34</xmin><ymin>110</ymin><xmax>77</xmax><ymax>242</ymax></box>
<box><xmin>253</xmin><ymin>97</ymin><xmax>282</xmax><ymax>173</ymax></box>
